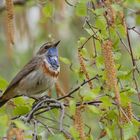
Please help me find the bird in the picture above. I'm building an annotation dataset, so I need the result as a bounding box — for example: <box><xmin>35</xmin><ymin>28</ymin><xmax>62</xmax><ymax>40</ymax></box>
<box><xmin>0</xmin><ymin>41</ymin><xmax>60</xmax><ymax>107</ymax></box>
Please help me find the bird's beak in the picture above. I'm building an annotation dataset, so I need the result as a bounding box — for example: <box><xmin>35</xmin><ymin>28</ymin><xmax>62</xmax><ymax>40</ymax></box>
<box><xmin>54</xmin><ymin>40</ymin><xmax>60</xmax><ymax>47</ymax></box>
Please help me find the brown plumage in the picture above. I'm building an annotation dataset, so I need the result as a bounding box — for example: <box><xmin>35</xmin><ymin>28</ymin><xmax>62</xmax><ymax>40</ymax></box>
<box><xmin>0</xmin><ymin>41</ymin><xmax>60</xmax><ymax>107</ymax></box>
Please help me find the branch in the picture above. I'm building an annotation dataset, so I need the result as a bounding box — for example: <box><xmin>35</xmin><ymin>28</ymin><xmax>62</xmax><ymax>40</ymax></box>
<box><xmin>32</xmin><ymin>120</ymin><xmax>38</xmax><ymax>140</ymax></box>
<box><xmin>127</xmin><ymin>26</ymin><xmax>140</xmax><ymax>36</ymax></box>
<box><xmin>58</xmin><ymin>75</ymin><xmax>99</xmax><ymax>100</ymax></box>
<box><xmin>64</xmin><ymin>0</ymin><xmax>75</xmax><ymax>7</ymax></box>
<box><xmin>34</xmin><ymin>119</ymin><xmax>55</xmax><ymax>135</ymax></box>
<box><xmin>116</xmin><ymin>31</ymin><xmax>130</xmax><ymax>54</ymax></box>
<box><xmin>126</xmin><ymin>28</ymin><xmax>136</xmax><ymax>67</ymax></box>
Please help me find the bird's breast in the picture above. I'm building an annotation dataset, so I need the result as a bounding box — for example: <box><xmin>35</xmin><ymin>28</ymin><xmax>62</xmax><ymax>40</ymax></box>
<box><xmin>15</xmin><ymin>58</ymin><xmax>60</xmax><ymax>97</ymax></box>
<box><xmin>41</xmin><ymin>58</ymin><xmax>60</xmax><ymax>78</ymax></box>
<box><xmin>17</xmin><ymin>68</ymin><xmax>58</xmax><ymax>97</ymax></box>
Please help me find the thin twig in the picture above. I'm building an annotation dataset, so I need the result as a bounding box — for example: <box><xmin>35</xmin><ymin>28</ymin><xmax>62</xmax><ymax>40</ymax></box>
<box><xmin>59</xmin><ymin>102</ymin><xmax>65</xmax><ymax>131</ymax></box>
<box><xmin>38</xmin><ymin>115</ymin><xmax>69</xmax><ymax>127</ymax></box>
<box><xmin>65</xmin><ymin>0</ymin><xmax>75</xmax><ymax>7</ymax></box>
<box><xmin>126</xmin><ymin>28</ymin><xmax>136</xmax><ymax>67</ymax></box>
<box><xmin>85</xmin><ymin>19</ymin><xmax>98</xmax><ymax>57</ymax></box>
<box><xmin>126</xmin><ymin>28</ymin><xmax>139</xmax><ymax>99</ymax></box>
<box><xmin>120</xmin><ymin>107</ymin><xmax>132</xmax><ymax>124</ymax></box>
<box><xmin>58</xmin><ymin>75</ymin><xmax>99</xmax><ymax>100</ymax></box>
<box><xmin>32</xmin><ymin>119</ymin><xmax>38</xmax><ymax>140</ymax></box>
<box><xmin>79</xmin><ymin>33</ymin><xmax>101</xmax><ymax>49</ymax></box>
<box><xmin>35</xmin><ymin>119</ymin><xmax>55</xmax><ymax>135</ymax></box>
<box><xmin>116</xmin><ymin>31</ymin><xmax>130</xmax><ymax>54</ymax></box>
<box><xmin>26</xmin><ymin>98</ymin><xmax>47</xmax><ymax>122</ymax></box>
<box><xmin>128</xmin><ymin>26</ymin><xmax>140</xmax><ymax>36</ymax></box>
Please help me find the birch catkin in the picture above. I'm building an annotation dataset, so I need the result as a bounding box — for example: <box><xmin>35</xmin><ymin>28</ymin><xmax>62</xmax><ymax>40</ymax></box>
<box><xmin>102</xmin><ymin>40</ymin><xmax>135</xmax><ymax>139</ymax></box>
<box><xmin>102</xmin><ymin>40</ymin><xmax>120</xmax><ymax>104</ymax></box>
<box><xmin>74</xmin><ymin>106</ymin><xmax>86</xmax><ymax>140</ymax></box>
<box><xmin>118</xmin><ymin>11</ymin><xmax>127</xmax><ymax>34</ymax></box>
<box><xmin>121</xmin><ymin>102</ymin><xmax>136</xmax><ymax>140</ymax></box>
<box><xmin>5</xmin><ymin>0</ymin><xmax>14</xmax><ymax>45</ymax></box>
<box><xmin>104</xmin><ymin>5</ymin><xmax>115</xmax><ymax>27</ymax></box>
<box><xmin>55</xmin><ymin>82</ymin><xmax>69</xmax><ymax>100</ymax></box>
<box><xmin>7</xmin><ymin>128</ymin><xmax>24</xmax><ymax>140</ymax></box>
<box><xmin>121</xmin><ymin>102</ymin><xmax>133</xmax><ymax>123</ymax></box>
<box><xmin>78</xmin><ymin>48</ymin><xmax>93</xmax><ymax>89</ymax></box>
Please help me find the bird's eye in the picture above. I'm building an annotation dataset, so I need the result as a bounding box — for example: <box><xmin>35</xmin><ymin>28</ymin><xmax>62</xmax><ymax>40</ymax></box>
<box><xmin>45</xmin><ymin>46</ymin><xmax>48</xmax><ymax>49</ymax></box>
<box><xmin>45</xmin><ymin>45</ymin><xmax>52</xmax><ymax>49</ymax></box>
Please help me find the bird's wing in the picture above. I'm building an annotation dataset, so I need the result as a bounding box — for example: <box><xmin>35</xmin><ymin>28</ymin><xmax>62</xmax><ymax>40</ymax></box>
<box><xmin>3</xmin><ymin>56</ymin><xmax>42</xmax><ymax>95</ymax></box>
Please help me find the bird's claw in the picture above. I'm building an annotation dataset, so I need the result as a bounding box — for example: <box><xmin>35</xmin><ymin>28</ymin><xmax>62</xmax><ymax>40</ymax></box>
<box><xmin>19</xmin><ymin>115</ymin><xmax>32</xmax><ymax>123</ymax></box>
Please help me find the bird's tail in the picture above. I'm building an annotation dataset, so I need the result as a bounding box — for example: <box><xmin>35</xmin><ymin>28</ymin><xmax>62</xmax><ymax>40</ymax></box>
<box><xmin>0</xmin><ymin>90</ymin><xmax>7</xmax><ymax>107</ymax></box>
<box><xmin>0</xmin><ymin>99</ymin><xmax>8</xmax><ymax>108</ymax></box>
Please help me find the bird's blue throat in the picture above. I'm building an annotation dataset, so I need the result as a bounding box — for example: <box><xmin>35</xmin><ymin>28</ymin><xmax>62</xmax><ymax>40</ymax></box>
<box><xmin>46</xmin><ymin>47</ymin><xmax>59</xmax><ymax>70</ymax></box>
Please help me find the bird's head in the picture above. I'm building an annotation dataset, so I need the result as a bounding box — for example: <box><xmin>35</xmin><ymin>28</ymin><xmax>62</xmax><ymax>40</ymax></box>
<box><xmin>37</xmin><ymin>41</ymin><xmax>60</xmax><ymax>70</ymax></box>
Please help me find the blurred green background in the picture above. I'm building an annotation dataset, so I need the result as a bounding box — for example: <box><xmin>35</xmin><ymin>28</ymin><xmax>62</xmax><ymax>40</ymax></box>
<box><xmin>1</xmin><ymin>0</ymin><xmax>140</xmax><ymax>139</ymax></box>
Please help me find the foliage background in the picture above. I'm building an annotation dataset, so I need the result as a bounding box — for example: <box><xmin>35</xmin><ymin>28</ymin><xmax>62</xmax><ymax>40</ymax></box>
<box><xmin>0</xmin><ymin>0</ymin><xmax>140</xmax><ymax>139</ymax></box>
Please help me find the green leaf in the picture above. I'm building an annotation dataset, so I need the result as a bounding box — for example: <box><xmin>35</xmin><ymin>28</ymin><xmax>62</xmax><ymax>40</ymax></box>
<box><xmin>100</xmin><ymin>96</ymin><xmax>112</xmax><ymax>107</ymax></box>
<box><xmin>123</xmin><ymin>123</ymin><xmax>138</xmax><ymax>140</ymax></box>
<box><xmin>105</xmin><ymin>125</ymin><xmax>116</xmax><ymax>139</ymax></box>
<box><xmin>120</xmin><ymin>92</ymin><xmax>131</xmax><ymax>106</ymax></box>
<box><xmin>92</xmin><ymin>8</ymin><xmax>105</xmax><ymax>15</ymax></box>
<box><xmin>105</xmin><ymin>128</ymin><xmax>113</xmax><ymax>139</ymax></box>
<box><xmin>96</xmin><ymin>56</ymin><xmax>104</xmax><ymax>69</ymax></box>
<box><xmin>14</xmin><ymin>97</ymin><xmax>34</xmax><ymax>107</ymax></box>
<box><xmin>43</xmin><ymin>3</ymin><xmax>54</xmax><ymax>18</ymax></box>
<box><xmin>117</xmin><ymin>70</ymin><xmax>129</xmax><ymax>79</ymax></box>
<box><xmin>81</xmin><ymin>91</ymin><xmax>97</xmax><ymax>101</ymax></box>
<box><xmin>128</xmin><ymin>88</ymin><xmax>137</xmax><ymax>94</ymax></box>
<box><xmin>84</xmin><ymin>28</ymin><xmax>93</xmax><ymax>35</ymax></box>
<box><xmin>76</xmin><ymin>1</ymin><xmax>87</xmax><ymax>17</ymax></box>
<box><xmin>0</xmin><ymin>105</ymin><xmax>7</xmax><ymax>115</ymax></box>
<box><xmin>136</xmin><ymin>15</ymin><xmax>140</xmax><ymax>25</ymax></box>
<box><xmin>92</xmin><ymin>87</ymin><xmax>101</xmax><ymax>94</ymax></box>
<box><xmin>78</xmin><ymin>37</ymin><xmax>86</xmax><ymax>46</ymax></box>
<box><xmin>107</xmin><ymin>110</ymin><xmax>118</xmax><ymax>121</ymax></box>
<box><xmin>113</xmin><ymin>52</ymin><xmax>122</xmax><ymax>61</ymax></box>
<box><xmin>59</xmin><ymin>57</ymin><xmax>71</xmax><ymax>64</ymax></box>
<box><xmin>117</xmin><ymin>24</ymin><xmax>126</xmax><ymax>38</ymax></box>
<box><xmin>81</xmin><ymin>48</ymin><xmax>88</xmax><ymax>56</ymax></box>
<box><xmin>14</xmin><ymin>97</ymin><xmax>27</xmax><ymax>105</ymax></box>
<box><xmin>0</xmin><ymin>115</ymin><xmax>8</xmax><ymax>137</ymax></box>
<box><xmin>0</xmin><ymin>76</ymin><xmax>8</xmax><ymax>91</ymax></box>
<box><xmin>95</xmin><ymin>17</ymin><xmax>107</xmax><ymax>38</ymax></box>
<box><xmin>112</xmin><ymin>4</ymin><xmax>123</xmax><ymax>12</ymax></box>
<box><xmin>109</xmin><ymin>27</ymin><xmax>119</xmax><ymax>42</ymax></box>
<box><xmin>86</xmin><ymin>134</ymin><xmax>94</xmax><ymax>140</ymax></box>
<box><xmin>12</xmin><ymin>120</ymin><xmax>28</xmax><ymax>130</ymax></box>
<box><xmin>69</xmin><ymin>126</ymin><xmax>79</xmax><ymax>139</ymax></box>
<box><xmin>87</xmin><ymin>105</ymin><xmax>100</xmax><ymax>114</ymax></box>
<box><xmin>48</xmin><ymin>134</ymin><xmax>65</xmax><ymax>140</ymax></box>
<box><xmin>69</xmin><ymin>100</ymin><xmax>76</xmax><ymax>116</ymax></box>
<box><xmin>13</xmin><ymin>105</ymin><xmax>30</xmax><ymax>116</ymax></box>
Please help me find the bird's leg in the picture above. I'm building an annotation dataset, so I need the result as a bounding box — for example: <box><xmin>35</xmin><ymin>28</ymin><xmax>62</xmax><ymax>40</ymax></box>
<box><xmin>40</xmin><ymin>95</ymin><xmax>51</xmax><ymax>100</ymax></box>
<box><xmin>24</xmin><ymin>97</ymin><xmax>65</xmax><ymax>131</ymax></box>
<box><xmin>32</xmin><ymin>95</ymin><xmax>51</xmax><ymax>109</ymax></box>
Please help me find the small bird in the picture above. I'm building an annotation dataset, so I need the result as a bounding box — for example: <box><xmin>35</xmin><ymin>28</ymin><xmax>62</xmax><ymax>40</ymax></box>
<box><xmin>0</xmin><ymin>41</ymin><xmax>60</xmax><ymax>107</ymax></box>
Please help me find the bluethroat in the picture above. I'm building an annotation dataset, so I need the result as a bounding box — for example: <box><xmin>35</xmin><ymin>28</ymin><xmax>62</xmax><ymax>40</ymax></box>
<box><xmin>0</xmin><ymin>41</ymin><xmax>60</xmax><ymax>107</ymax></box>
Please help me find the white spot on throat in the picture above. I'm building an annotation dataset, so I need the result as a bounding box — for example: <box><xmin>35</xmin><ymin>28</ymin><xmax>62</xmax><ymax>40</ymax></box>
<box><xmin>43</xmin><ymin>58</ymin><xmax>60</xmax><ymax>72</ymax></box>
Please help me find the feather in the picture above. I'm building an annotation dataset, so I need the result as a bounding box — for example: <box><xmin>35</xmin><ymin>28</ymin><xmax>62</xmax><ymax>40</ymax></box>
<box><xmin>1</xmin><ymin>56</ymin><xmax>42</xmax><ymax>101</ymax></box>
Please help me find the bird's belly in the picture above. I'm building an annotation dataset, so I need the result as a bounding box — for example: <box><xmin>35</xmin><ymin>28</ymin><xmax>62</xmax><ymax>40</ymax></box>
<box><xmin>16</xmin><ymin>69</ymin><xmax>57</xmax><ymax>97</ymax></box>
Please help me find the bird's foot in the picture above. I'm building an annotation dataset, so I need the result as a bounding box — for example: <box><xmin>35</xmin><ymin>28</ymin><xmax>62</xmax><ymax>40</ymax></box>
<box><xmin>32</xmin><ymin>95</ymin><xmax>51</xmax><ymax>108</ymax></box>
<box><xmin>19</xmin><ymin>116</ymin><xmax>29</xmax><ymax>123</ymax></box>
